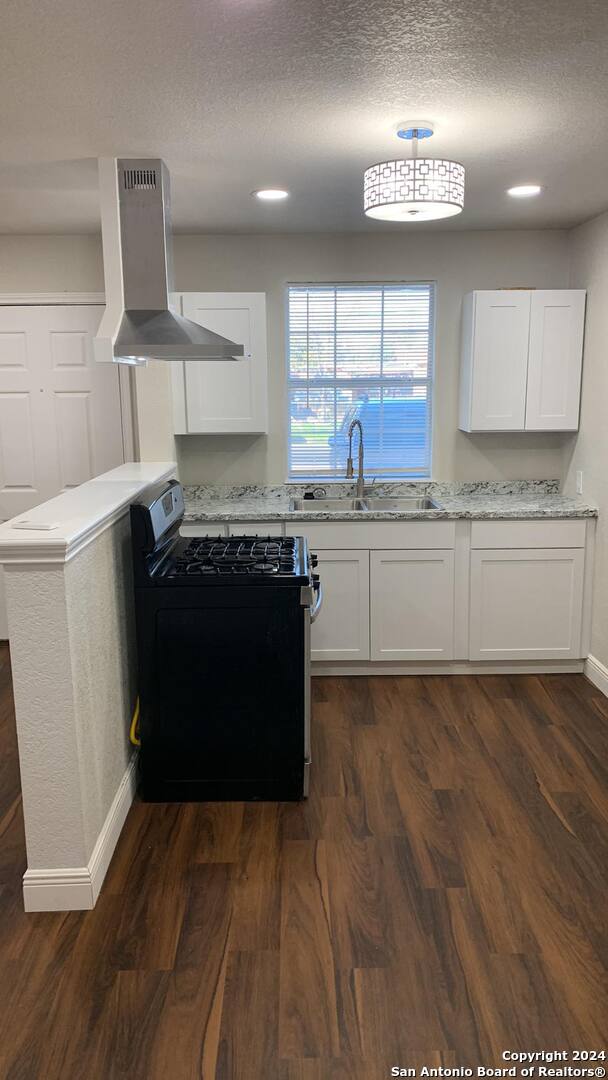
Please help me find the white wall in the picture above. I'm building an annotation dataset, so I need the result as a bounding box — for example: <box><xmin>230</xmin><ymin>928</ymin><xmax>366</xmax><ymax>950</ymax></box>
<box><xmin>172</xmin><ymin>231</ymin><xmax>571</xmax><ymax>483</ymax></box>
<box><xmin>563</xmin><ymin>211</ymin><xmax>608</xmax><ymax>668</ymax></box>
<box><xmin>0</xmin><ymin>234</ymin><xmax>103</xmax><ymax>292</ymax></box>
<box><xmin>0</xmin><ymin>229</ymin><xmax>572</xmax><ymax>482</ymax></box>
<box><xmin>5</xmin><ymin>512</ymin><xmax>135</xmax><ymax>883</ymax></box>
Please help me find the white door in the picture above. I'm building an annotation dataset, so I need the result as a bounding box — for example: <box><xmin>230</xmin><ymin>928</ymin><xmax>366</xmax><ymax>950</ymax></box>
<box><xmin>469</xmin><ymin>291</ymin><xmax>531</xmax><ymax>431</ymax></box>
<box><xmin>370</xmin><ymin>549</ymin><xmax>455</xmax><ymax>660</ymax></box>
<box><xmin>469</xmin><ymin>548</ymin><xmax>585</xmax><ymax>661</ymax></box>
<box><xmin>0</xmin><ymin>304</ymin><xmax>125</xmax><ymax>637</ymax></box>
<box><xmin>311</xmin><ymin>550</ymin><xmax>369</xmax><ymax>661</ymax></box>
<box><xmin>174</xmin><ymin>293</ymin><xmax>268</xmax><ymax>434</ymax></box>
<box><xmin>525</xmin><ymin>290</ymin><xmax>586</xmax><ymax>431</ymax></box>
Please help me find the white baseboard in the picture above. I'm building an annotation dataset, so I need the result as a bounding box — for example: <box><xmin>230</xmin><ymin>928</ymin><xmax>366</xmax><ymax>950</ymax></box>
<box><xmin>312</xmin><ymin>660</ymin><xmax>586</xmax><ymax>677</ymax></box>
<box><xmin>584</xmin><ymin>654</ymin><xmax>608</xmax><ymax>698</ymax></box>
<box><xmin>23</xmin><ymin>754</ymin><xmax>137</xmax><ymax>913</ymax></box>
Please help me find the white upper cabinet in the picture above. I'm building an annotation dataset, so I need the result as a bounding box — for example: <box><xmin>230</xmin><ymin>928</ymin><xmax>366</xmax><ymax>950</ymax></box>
<box><xmin>525</xmin><ymin>290</ymin><xmax>586</xmax><ymax>430</ymax></box>
<box><xmin>171</xmin><ymin>293</ymin><xmax>268</xmax><ymax>434</ymax></box>
<box><xmin>461</xmin><ymin>290</ymin><xmax>531</xmax><ymax>431</ymax></box>
<box><xmin>459</xmin><ymin>289</ymin><xmax>586</xmax><ymax>432</ymax></box>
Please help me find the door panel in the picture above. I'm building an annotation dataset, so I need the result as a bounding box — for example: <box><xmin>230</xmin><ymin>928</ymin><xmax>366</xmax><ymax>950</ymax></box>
<box><xmin>179</xmin><ymin>293</ymin><xmax>268</xmax><ymax>434</ymax></box>
<box><xmin>370</xmin><ymin>549</ymin><xmax>455</xmax><ymax>660</ymax></box>
<box><xmin>0</xmin><ymin>332</ymin><xmax>28</xmax><ymax>368</ymax></box>
<box><xmin>0</xmin><ymin>305</ymin><xmax>124</xmax><ymax>520</ymax></box>
<box><xmin>54</xmin><ymin>391</ymin><xmax>94</xmax><ymax>489</ymax></box>
<box><xmin>311</xmin><ymin>550</ymin><xmax>370</xmax><ymax>661</ymax></box>
<box><xmin>0</xmin><ymin>392</ymin><xmax>36</xmax><ymax>491</ymax></box>
<box><xmin>470</xmin><ymin>291</ymin><xmax>530</xmax><ymax>430</ymax></box>
<box><xmin>525</xmin><ymin>290</ymin><xmax>586</xmax><ymax>431</ymax></box>
<box><xmin>0</xmin><ymin>304</ymin><xmax>125</xmax><ymax>638</ymax></box>
<box><xmin>469</xmin><ymin>548</ymin><xmax>585</xmax><ymax>660</ymax></box>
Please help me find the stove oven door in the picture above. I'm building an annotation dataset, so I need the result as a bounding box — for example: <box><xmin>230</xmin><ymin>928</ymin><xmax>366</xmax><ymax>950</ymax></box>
<box><xmin>134</xmin><ymin>584</ymin><xmax>307</xmax><ymax>801</ymax></box>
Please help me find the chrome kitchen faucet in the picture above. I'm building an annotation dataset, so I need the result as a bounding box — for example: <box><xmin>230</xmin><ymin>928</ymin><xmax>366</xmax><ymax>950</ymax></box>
<box><xmin>346</xmin><ymin>419</ymin><xmax>365</xmax><ymax>499</ymax></box>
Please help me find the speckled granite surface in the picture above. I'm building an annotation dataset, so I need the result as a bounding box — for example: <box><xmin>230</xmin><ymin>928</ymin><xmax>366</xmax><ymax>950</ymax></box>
<box><xmin>183</xmin><ymin>480</ymin><xmax>597</xmax><ymax>522</ymax></box>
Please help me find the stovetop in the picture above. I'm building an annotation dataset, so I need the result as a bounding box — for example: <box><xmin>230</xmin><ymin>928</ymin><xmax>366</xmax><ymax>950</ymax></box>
<box><xmin>161</xmin><ymin>535</ymin><xmax>311</xmax><ymax>585</ymax></box>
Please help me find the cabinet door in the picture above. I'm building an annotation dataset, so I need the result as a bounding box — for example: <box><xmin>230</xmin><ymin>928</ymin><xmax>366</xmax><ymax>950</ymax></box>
<box><xmin>311</xmin><ymin>551</ymin><xmax>369</xmax><ymax>661</ymax></box>
<box><xmin>173</xmin><ymin>293</ymin><xmax>268</xmax><ymax>434</ymax></box>
<box><xmin>525</xmin><ymin>290</ymin><xmax>586</xmax><ymax>431</ymax></box>
<box><xmin>469</xmin><ymin>548</ymin><xmax>584</xmax><ymax>660</ymax></box>
<box><xmin>467</xmin><ymin>291</ymin><xmax>531</xmax><ymax>431</ymax></box>
<box><xmin>370</xmin><ymin>550</ymin><xmax>455</xmax><ymax>660</ymax></box>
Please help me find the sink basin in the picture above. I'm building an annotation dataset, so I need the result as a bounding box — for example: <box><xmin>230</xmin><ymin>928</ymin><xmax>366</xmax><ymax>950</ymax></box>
<box><xmin>290</xmin><ymin>497</ymin><xmax>367</xmax><ymax>512</ymax></box>
<box><xmin>363</xmin><ymin>496</ymin><xmax>442</xmax><ymax>511</ymax></box>
<box><xmin>289</xmin><ymin>495</ymin><xmax>442</xmax><ymax>512</ymax></box>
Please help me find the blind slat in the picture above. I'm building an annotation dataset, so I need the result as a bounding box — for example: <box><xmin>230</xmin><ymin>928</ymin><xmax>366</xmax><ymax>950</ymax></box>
<box><xmin>287</xmin><ymin>283</ymin><xmax>434</xmax><ymax>479</ymax></box>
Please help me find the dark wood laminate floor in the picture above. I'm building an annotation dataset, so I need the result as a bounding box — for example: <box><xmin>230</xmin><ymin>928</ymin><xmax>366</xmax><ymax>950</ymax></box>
<box><xmin>0</xmin><ymin>642</ymin><xmax>607</xmax><ymax>1079</ymax></box>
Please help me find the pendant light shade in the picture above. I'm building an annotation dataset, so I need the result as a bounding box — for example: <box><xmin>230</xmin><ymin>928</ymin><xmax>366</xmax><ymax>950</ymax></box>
<box><xmin>363</xmin><ymin>124</ymin><xmax>465</xmax><ymax>222</ymax></box>
<box><xmin>364</xmin><ymin>158</ymin><xmax>465</xmax><ymax>221</ymax></box>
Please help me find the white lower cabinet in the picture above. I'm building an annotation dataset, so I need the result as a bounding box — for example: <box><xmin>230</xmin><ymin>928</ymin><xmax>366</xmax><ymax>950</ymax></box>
<box><xmin>310</xmin><ymin>550</ymin><xmax>370</xmax><ymax>661</ymax></box>
<box><xmin>469</xmin><ymin>548</ymin><xmax>585</xmax><ymax>660</ymax></box>
<box><xmin>370</xmin><ymin>550</ymin><xmax>455</xmax><ymax>661</ymax></box>
<box><xmin>185</xmin><ymin>517</ymin><xmax>591</xmax><ymax>667</ymax></box>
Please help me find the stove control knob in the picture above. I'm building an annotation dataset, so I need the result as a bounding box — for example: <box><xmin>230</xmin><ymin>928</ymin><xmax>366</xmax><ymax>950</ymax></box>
<box><xmin>312</xmin><ymin>573</ymin><xmax>320</xmax><ymax>586</ymax></box>
<box><xmin>311</xmin><ymin>553</ymin><xmax>318</xmax><ymax>568</ymax></box>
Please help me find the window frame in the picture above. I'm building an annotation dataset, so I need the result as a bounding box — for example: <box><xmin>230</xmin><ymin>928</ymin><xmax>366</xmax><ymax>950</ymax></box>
<box><xmin>285</xmin><ymin>280</ymin><xmax>436</xmax><ymax>482</ymax></box>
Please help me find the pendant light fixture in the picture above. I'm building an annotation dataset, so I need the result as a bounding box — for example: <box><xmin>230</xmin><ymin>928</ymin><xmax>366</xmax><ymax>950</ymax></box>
<box><xmin>364</xmin><ymin>122</ymin><xmax>465</xmax><ymax>222</ymax></box>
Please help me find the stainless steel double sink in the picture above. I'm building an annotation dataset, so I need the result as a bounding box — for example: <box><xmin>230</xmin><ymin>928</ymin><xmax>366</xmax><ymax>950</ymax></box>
<box><xmin>289</xmin><ymin>496</ymin><xmax>442</xmax><ymax>513</ymax></box>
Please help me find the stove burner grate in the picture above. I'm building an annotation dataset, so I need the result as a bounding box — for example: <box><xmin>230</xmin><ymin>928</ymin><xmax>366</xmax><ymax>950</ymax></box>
<box><xmin>170</xmin><ymin>535</ymin><xmax>299</xmax><ymax>578</ymax></box>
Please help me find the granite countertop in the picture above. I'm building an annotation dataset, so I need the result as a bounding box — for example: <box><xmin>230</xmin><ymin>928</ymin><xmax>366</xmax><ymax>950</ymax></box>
<box><xmin>183</xmin><ymin>481</ymin><xmax>598</xmax><ymax>522</ymax></box>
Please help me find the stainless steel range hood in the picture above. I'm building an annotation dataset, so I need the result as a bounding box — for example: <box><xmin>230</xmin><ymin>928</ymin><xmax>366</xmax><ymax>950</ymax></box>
<box><xmin>94</xmin><ymin>158</ymin><xmax>244</xmax><ymax>365</ymax></box>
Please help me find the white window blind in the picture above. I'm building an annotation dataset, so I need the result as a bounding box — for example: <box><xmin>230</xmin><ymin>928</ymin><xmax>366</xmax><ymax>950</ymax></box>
<box><xmin>287</xmin><ymin>283</ymin><xmax>434</xmax><ymax>479</ymax></box>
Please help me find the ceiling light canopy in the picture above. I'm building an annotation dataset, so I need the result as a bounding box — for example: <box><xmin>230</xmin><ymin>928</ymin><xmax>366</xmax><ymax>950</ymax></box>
<box><xmin>364</xmin><ymin>123</ymin><xmax>465</xmax><ymax>222</ymax></box>
<box><xmin>254</xmin><ymin>188</ymin><xmax>289</xmax><ymax>201</ymax></box>
<box><xmin>507</xmin><ymin>183</ymin><xmax>542</xmax><ymax>198</ymax></box>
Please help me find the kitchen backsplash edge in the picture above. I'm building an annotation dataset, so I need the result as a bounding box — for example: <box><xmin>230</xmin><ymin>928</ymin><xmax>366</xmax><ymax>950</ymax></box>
<box><xmin>183</xmin><ymin>479</ymin><xmax>561</xmax><ymax>501</ymax></box>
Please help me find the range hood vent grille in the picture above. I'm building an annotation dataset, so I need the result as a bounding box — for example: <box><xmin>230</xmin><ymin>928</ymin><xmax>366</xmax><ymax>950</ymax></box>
<box><xmin>123</xmin><ymin>167</ymin><xmax>157</xmax><ymax>191</ymax></box>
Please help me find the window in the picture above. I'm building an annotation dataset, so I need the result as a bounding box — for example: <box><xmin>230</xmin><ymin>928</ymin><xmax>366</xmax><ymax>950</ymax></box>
<box><xmin>287</xmin><ymin>283</ymin><xmax>434</xmax><ymax>480</ymax></box>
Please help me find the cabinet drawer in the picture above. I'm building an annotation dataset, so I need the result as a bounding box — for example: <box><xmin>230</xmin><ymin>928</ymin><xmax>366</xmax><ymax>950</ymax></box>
<box><xmin>470</xmin><ymin>519</ymin><xmax>587</xmax><ymax>549</ymax></box>
<box><xmin>227</xmin><ymin>522</ymin><xmax>284</xmax><ymax>537</ymax></box>
<box><xmin>180</xmin><ymin>523</ymin><xmax>226</xmax><ymax>537</ymax></box>
<box><xmin>285</xmin><ymin>520</ymin><xmax>455</xmax><ymax>550</ymax></box>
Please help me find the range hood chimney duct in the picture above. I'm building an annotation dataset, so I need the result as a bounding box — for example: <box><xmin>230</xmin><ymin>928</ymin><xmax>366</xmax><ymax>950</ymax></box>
<box><xmin>94</xmin><ymin>158</ymin><xmax>244</xmax><ymax>365</ymax></box>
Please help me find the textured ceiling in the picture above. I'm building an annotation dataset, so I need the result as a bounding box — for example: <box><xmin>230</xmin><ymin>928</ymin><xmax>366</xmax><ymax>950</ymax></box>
<box><xmin>1</xmin><ymin>0</ymin><xmax>608</xmax><ymax>233</ymax></box>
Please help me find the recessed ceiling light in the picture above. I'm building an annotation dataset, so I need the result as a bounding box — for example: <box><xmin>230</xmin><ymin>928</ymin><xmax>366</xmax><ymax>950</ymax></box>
<box><xmin>507</xmin><ymin>184</ymin><xmax>542</xmax><ymax>198</ymax></box>
<box><xmin>253</xmin><ymin>188</ymin><xmax>289</xmax><ymax>201</ymax></box>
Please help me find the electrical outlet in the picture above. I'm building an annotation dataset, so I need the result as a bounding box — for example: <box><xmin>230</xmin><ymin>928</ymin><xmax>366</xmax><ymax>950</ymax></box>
<box><xmin>576</xmin><ymin>470</ymin><xmax>583</xmax><ymax>495</ymax></box>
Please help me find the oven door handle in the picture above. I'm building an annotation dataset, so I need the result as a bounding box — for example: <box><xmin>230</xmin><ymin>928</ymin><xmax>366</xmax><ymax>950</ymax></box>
<box><xmin>310</xmin><ymin>578</ymin><xmax>323</xmax><ymax>623</ymax></box>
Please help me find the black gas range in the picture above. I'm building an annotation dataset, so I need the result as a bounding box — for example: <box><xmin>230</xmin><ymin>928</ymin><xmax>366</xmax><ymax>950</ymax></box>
<box><xmin>130</xmin><ymin>479</ymin><xmax>321</xmax><ymax>801</ymax></box>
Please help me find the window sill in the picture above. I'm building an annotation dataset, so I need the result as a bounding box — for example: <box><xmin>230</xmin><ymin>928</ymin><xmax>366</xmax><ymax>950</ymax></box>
<box><xmin>285</xmin><ymin>477</ymin><xmax>432</xmax><ymax>486</ymax></box>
